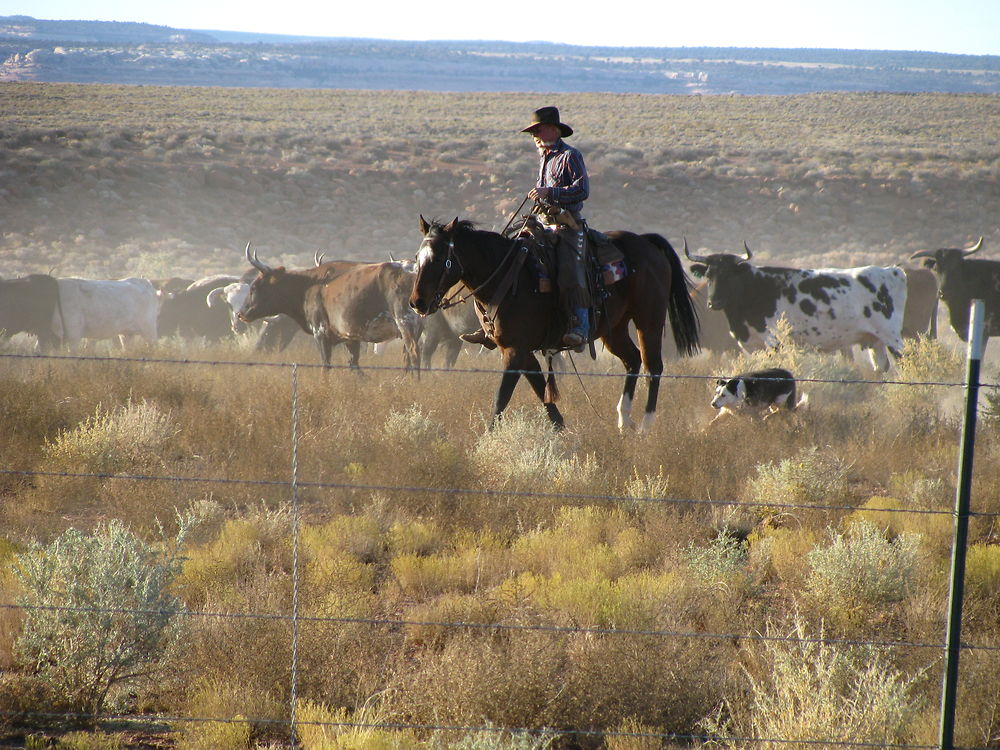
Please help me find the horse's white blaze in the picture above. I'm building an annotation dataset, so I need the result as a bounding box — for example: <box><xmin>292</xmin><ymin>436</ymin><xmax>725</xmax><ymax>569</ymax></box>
<box><xmin>415</xmin><ymin>241</ymin><xmax>434</xmax><ymax>269</ymax></box>
<box><xmin>617</xmin><ymin>392</ymin><xmax>634</xmax><ymax>431</ymax></box>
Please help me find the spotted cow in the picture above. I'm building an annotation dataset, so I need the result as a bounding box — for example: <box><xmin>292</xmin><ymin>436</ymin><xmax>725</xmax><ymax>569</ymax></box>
<box><xmin>685</xmin><ymin>243</ymin><xmax>907</xmax><ymax>371</ymax></box>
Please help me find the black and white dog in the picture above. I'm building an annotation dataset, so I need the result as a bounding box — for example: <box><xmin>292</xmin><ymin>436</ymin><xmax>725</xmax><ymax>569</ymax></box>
<box><xmin>710</xmin><ymin>367</ymin><xmax>806</xmax><ymax>424</ymax></box>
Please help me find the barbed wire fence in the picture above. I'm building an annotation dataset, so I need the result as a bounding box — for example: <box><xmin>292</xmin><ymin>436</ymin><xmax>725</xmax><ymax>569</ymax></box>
<box><xmin>0</xmin><ymin>306</ymin><xmax>996</xmax><ymax>750</ymax></box>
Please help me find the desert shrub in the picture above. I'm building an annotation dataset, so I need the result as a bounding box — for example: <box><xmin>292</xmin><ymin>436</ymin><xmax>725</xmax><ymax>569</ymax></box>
<box><xmin>392</xmin><ymin>629</ymin><xmax>565</xmax><ymax>732</ymax></box>
<box><xmin>173</xmin><ymin>679</ymin><xmax>259</xmax><ymax>750</ymax></box>
<box><xmin>297</xmin><ymin>699</ymin><xmax>419</xmax><ymax>750</ymax></box>
<box><xmin>621</xmin><ymin>466</ymin><xmax>670</xmax><ymax>515</ymax></box>
<box><xmin>427</xmin><ymin>726</ymin><xmax>556</xmax><ymax>750</ymax></box>
<box><xmin>683</xmin><ymin>534</ymin><xmax>752</xmax><ymax>597</ymax></box>
<box><xmin>380</xmin><ymin>405</ymin><xmax>465</xmax><ymax>483</ymax></box>
<box><xmin>14</xmin><ymin>516</ymin><xmax>191</xmax><ymax>722</ymax></box>
<box><xmin>402</xmin><ymin>592</ymin><xmax>505</xmax><ymax>650</ymax></box>
<box><xmin>887</xmin><ymin>470</ymin><xmax>951</xmax><ymax>508</ymax></box>
<box><xmin>510</xmin><ymin>506</ymin><xmax>648</xmax><ymax>581</ymax></box>
<box><xmin>391</xmin><ymin>531</ymin><xmax>511</xmax><ymax>599</ymax></box>
<box><xmin>745</xmin><ymin>446</ymin><xmax>852</xmax><ymax>517</ymax></box>
<box><xmin>41</xmin><ymin>399</ymin><xmax>177</xmax><ymax>474</ymax></box>
<box><xmin>963</xmin><ymin>544</ymin><xmax>1000</xmax><ymax>625</ymax></box>
<box><xmin>881</xmin><ymin>336</ymin><xmax>963</xmax><ymax>433</ymax></box>
<box><xmin>844</xmin><ymin>495</ymin><xmax>952</xmax><ymax>555</ymax></box>
<box><xmin>0</xmin><ymin>538</ymin><xmax>23</xmax><ymax>670</ymax></box>
<box><xmin>176</xmin><ymin>505</ymin><xmax>292</xmax><ymax>610</ymax></box>
<box><xmin>705</xmin><ymin>616</ymin><xmax>925</xmax><ymax>748</ymax></box>
<box><xmin>805</xmin><ymin>521</ymin><xmax>920</xmax><ymax>631</ymax></box>
<box><xmin>470</xmin><ymin>408</ymin><xmax>599</xmax><ymax>494</ymax></box>
<box><xmin>603</xmin><ymin>717</ymin><xmax>661</xmax><ymax>750</ymax></box>
<box><xmin>387</xmin><ymin>518</ymin><xmax>446</xmax><ymax>557</ymax></box>
<box><xmin>747</xmin><ymin>526</ymin><xmax>820</xmax><ymax>590</ymax></box>
<box><xmin>52</xmin><ymin>731</ymin><xmax>126</xmax><ymax>750</ymax></box>
<box><xmin>552</xmin><ymin>632</ymin><xmax>729</xmax><ymax>743</ymax></box>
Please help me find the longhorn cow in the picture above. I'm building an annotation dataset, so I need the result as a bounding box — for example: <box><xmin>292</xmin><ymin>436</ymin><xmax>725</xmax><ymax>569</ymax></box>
<box><xmin>238</xmin><ymin>244</ymin><xmax>423</xmax><ymax>370</ymax></box>
<box><xmin>685</xmin><ymin>243</ymin><xmax>907</xmax><ymax>371</ymax></box>
<box><xmin>910</xmin><ymin>237</ymin><xmax>997</xmax><ymax>347</ymax></box>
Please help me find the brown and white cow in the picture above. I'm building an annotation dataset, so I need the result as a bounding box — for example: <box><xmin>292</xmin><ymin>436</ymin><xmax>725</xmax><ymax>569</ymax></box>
<box><xmin>238</xmin><ymin>244</ymin><xmax>423</xmax><ymax>371</ymax></box>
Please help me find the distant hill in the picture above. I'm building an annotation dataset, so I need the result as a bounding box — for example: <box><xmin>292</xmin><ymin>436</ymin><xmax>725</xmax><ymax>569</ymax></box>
<box><xmin>2</xmin><ymin>15</ymin><xmax>999</xmax><ymax>94</ymax></box>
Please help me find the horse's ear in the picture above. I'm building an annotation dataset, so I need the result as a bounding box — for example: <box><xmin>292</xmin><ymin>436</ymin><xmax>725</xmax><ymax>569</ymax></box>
<box><xmin>419</xmin><ymin>215</ymin><xmax>430</xmax><ymax>235</ymax></box>
<box><xmin>444</xmin><ymin>217</ymin><xmax>459</xmax><ymax>233</ymax></box>
<box><xmin>689</xmin><ymin>263</ymin><xmax>707</xmax><ymax>278</ymax></box>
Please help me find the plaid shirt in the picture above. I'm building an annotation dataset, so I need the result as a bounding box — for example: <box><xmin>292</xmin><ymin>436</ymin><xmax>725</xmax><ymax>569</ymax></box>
<box><xmin>537</xmin><ymin>140</ymin><xmax>589</xmax><ymax>214</ymax></box>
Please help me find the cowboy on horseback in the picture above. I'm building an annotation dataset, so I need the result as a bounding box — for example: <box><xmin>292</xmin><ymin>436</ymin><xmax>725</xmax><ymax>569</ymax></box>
<box><xmin>462</xmin><ymin>106</ymin><xmax>596</xmax><ymax>350</ymax></box>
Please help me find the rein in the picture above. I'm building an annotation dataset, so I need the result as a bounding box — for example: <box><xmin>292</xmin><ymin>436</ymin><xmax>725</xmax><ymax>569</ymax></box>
<box><xmin>436</xmin><ymin>194</ymin><xmax>535</xmax><ymax>311</ymax></box>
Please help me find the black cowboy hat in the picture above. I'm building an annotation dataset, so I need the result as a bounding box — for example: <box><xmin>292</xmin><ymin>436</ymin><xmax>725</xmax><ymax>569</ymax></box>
<box><xmin>520</xmin><ymin>106</ymin><xmax>573</xmax><ymax>138</ymax></box>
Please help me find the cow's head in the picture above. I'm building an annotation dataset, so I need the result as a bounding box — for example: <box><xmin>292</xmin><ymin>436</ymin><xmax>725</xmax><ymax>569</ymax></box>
<box><xmin>239</xmin><ymin>242</ymin><xmax>288</xmax><ymax>323</ymax></box>
<box><xmin>208</xmin><ymin>282</ymin><xmax>251</xmax><ymax>334</ymax></box>
<box><xmin>685</xmin><ymin>242</ymin><xmax>756</xmax><ymax>310</ymax></box>
<box><xmin>909</xmin><ymin>237</ymin><xmax>983</xmax><ymax>276</ymax></box>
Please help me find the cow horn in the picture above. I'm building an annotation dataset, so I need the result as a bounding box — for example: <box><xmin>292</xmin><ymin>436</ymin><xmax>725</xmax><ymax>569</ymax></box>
<box><xmin>314</xmin><ymin>250</ymin><xmax>326</xmax><ymax>266</ymax></box>
<box><xmin>909</xmin><ymin>249</ymin><xmax>935</xmax><ymax>261</ymax></box>
<box><xmin>964</xmin><ymin>236</ymin><xmax>984</xmax><ymax>256</ymax></box>
<box><xmin>684</xmin><ymin>239</ymin><xmax>710</xmax><ymax>264</ymax></box>
<box><xmin>742</xmin><ymin>241</ymin><xmax>753</xmax><ymax>260</ymax></box>
<box><xmin>246</xmin><ymin>242</ymin><xmax>271</xmax><ymax>273</ymax></box>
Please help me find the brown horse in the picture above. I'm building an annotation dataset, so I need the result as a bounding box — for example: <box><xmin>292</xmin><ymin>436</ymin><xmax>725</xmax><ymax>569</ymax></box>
<box><xmin>408</xmin><ymin>217</ymin><xmax>700</xmax><ymax>431</ymax></box>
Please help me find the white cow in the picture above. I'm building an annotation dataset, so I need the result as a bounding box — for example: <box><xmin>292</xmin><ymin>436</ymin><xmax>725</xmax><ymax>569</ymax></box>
<box><xmin>207</xmin><ymin>282</ymin><xmax>252</xmax><ymax>334</ymax></box>
<box><xmin>52</xmin><ymin>277</ymin><xmax>159</xmax><ymax>349</ymax></box>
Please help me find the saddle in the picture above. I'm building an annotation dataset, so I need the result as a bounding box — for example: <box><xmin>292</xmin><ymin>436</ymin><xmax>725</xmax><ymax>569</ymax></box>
<box><xmin>511</xmin><ymin>213</ymin><xmax>627</xmax><ymax>294</ymax></box>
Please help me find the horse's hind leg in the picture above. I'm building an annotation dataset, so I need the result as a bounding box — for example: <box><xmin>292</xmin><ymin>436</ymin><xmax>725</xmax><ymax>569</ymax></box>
<box><xmin>634</xmin><ymin>325</ymin><xmax>664</xmax><ymax>432</ymax></box>
<box><xmin>602</xmin><ymin>326</ymin><xmax>643</xmax><ymax>431</ymax></box>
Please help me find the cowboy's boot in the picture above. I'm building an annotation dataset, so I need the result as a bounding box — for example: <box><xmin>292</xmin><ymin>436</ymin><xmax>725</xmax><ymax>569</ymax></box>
<box><xmin>562</xmin><ymin>307</ymin><xmax>589</xmax><ymax>350</ymax></box>
<box><xmin>460</xmin><ymin>328</ymin><xmax>497</xmax><ymax>350</ymax></box>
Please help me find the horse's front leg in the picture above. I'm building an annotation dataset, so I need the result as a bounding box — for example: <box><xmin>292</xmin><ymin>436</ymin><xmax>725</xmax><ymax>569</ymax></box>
<box><xmin>493</xmin><ymin>349</ymin><xmax>564</xmax><ymax>430</ymax></box>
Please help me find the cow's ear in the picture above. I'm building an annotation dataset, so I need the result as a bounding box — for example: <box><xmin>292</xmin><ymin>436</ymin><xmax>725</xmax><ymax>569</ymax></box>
<box><xmin>689</xmin><ymin>263</ymin><xmax>707</xmax><ymax>278</ymax></box>
<box><xmin>921</xmin><ymin>258</ymin><xmax>936</xmax><ymax>270</ymax></box>
<box><xmin>419</xmin><ymin>215</ymin><xmax>430</xmax><ymax>235</ymax></box>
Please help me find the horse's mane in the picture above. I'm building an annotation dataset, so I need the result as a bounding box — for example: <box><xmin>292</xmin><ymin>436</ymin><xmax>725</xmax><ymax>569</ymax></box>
<box><xmin>429</xmin><ymin>218</ymin><xmax>478</xmax><ymax>235</ymax></box>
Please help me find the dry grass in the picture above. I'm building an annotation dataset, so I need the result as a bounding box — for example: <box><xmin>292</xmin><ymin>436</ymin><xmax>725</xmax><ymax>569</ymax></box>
<box><xmin>0</xmin><ymin>328</ymin><xmax>992</xmax><ymax>748</ymax></box>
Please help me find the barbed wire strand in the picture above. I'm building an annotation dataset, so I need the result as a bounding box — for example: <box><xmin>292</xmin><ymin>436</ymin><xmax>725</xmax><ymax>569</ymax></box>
<box><xmin>1</xmin><ymin>348</ymin><xmax>994</xmax><ymax>390</ymax></box>
<box><xmin>3</xmin><ymin>467</ymin><xmax>994</xmax><ymax>519</ymax></box>
<box><xmin>4</xmin><ymin>600</ymin><xmax>999</xmax><ymax>654</ymax></box>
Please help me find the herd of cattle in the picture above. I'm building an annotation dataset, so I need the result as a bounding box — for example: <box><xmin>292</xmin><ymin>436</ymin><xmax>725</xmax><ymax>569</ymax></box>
<box><xmin>0</xmin><ymin>236</ymin><xmax>990</xmax><ymax>371</ymax></box>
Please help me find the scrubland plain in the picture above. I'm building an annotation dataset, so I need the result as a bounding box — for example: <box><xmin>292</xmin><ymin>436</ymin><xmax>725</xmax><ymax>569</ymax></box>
<box><xmin>1</xmin><ymin>83</ymin><xmax>1000</xmax><ymax>749</ymax></box>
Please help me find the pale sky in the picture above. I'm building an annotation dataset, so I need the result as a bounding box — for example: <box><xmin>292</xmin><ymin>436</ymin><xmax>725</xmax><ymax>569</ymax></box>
<box><xmin>5</xmin><ymin>0</ymin><xmax>999</xmax><ymax>56</ymax></box>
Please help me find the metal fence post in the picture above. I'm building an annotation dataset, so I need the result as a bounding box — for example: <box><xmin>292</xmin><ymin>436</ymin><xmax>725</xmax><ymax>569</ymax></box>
<box><xmin>290</xmin><ymin>364</ymin><xmax>302</xmax><ymax>749</ymax></box>
<box><xmin>939</xmin><ymin>299</ymin><xmax>984</xmax><ymax>750</ymax></box>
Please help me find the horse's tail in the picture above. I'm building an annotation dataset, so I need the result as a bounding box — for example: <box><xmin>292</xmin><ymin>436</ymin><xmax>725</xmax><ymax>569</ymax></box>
<box><xmin>641</xmin><ymin>233</ymin><xmax>701</xmax><ymax>357</ymax></box>
<box><xmin>544</xmin><ymin>352</ymin><xmax>560</xmax><ymax>404</ymax></box>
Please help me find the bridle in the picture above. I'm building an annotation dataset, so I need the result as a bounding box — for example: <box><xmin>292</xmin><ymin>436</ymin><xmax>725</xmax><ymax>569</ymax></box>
<box><xmin>423</xmin><ymin>224</ymin><xmax>527</xmax><ymax>312</ymax></box>
<box><xmin>422</xmin><ymin>234</ymin><xmax>465</xmax><ymax>312</ymax></box>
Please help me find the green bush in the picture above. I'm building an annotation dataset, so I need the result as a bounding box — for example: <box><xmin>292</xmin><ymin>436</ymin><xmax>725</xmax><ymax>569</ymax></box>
<box><xmin>806</xmin><ymin>521</ymin><xmax>920</xmax><ymax>630</ymax></box>
<box><xmin>14</xmin><ymin>516</ymin><xmax>191</xmax><ymax>722</ymax></box>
